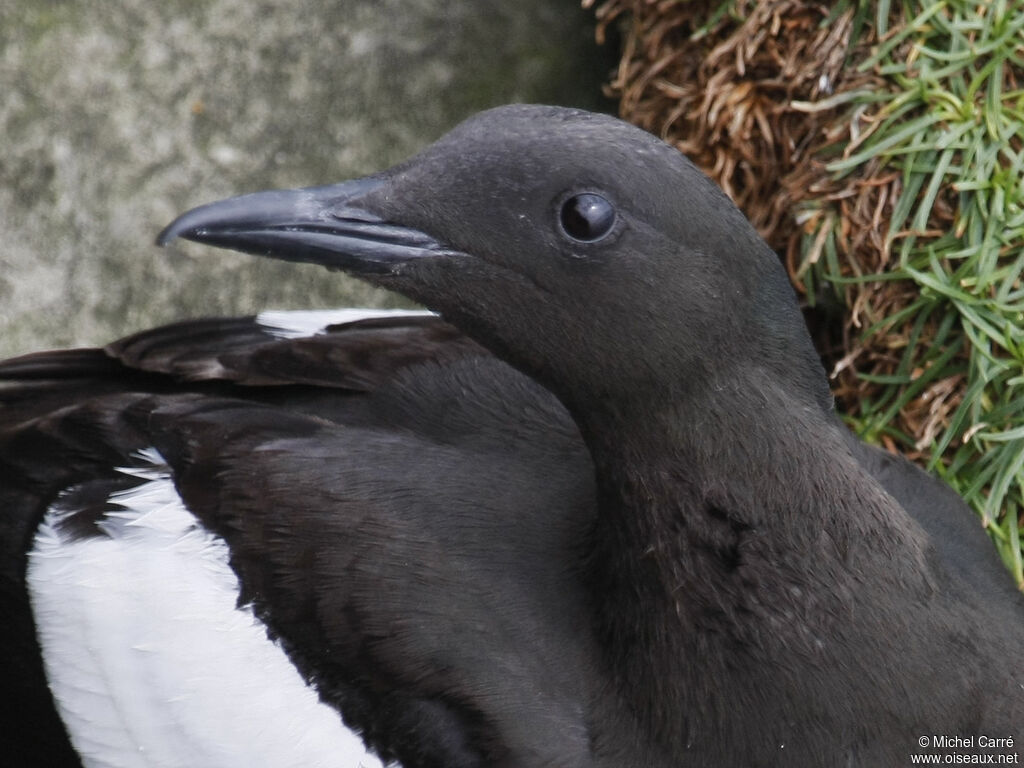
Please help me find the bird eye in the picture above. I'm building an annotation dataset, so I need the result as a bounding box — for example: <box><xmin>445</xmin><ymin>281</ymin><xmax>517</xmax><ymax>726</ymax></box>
<box><xmin>559</xmin><ymin>193</ymin><xmax>615</xmax><ymax>243</ymax></box>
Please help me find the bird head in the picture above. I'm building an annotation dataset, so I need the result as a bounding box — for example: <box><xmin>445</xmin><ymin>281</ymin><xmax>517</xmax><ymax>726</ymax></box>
<box><xmin>159</xmin><ymin>105</ymin><xmax>830</xmax><ymax>415</ymax></box>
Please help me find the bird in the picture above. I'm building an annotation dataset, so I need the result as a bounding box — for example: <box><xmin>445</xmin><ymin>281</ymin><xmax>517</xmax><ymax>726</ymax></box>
<box><xmin>1</xmin><ymin>104</ymin><xmax>1021</xmax><ymax>768</ymax></box>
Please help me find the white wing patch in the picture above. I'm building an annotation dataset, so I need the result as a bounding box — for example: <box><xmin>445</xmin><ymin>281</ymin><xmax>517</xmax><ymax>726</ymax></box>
<box><xmin>27</xmin><ymin>448</ymin><xmax>392</xmax><ymax>768</ymax></box>
<box><xmin>257</xmin><ymin>308</ymin><xmax>434</xmax><ymax>340</ymax></box>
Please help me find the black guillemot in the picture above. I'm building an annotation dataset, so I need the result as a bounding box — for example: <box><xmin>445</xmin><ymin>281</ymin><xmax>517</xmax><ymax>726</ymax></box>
<box><xmin>2</xmin><ymin>105</ymin><xmax>1021</xmax><ymax>767</ymax></box>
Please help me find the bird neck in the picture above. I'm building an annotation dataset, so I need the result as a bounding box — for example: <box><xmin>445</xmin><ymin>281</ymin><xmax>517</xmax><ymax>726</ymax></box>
<box><xmin>572</xmin><ymin>371</ymin><xmax>934</xmax><ymax>750</ymax></box>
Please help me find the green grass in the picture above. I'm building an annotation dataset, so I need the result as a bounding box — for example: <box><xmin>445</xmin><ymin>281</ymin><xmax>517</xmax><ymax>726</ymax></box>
<box><xmin>804</xmin><ymin>0</ymin><xmax>1024</xmax><ymax>586</ymax></box>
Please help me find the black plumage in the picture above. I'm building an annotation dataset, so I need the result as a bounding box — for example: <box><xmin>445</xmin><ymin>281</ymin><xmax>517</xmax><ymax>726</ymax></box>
<box><xmin>2</xmin><ymin>105</ymin><xmax>1021</xmax><ymax>767</ymax></box>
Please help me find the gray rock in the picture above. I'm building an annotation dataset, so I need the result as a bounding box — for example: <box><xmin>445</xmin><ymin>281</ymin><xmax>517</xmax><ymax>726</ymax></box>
<box><xmin>0</xmin><ymin>0</ymin><xmax>611</xmax><ymax>356</ymax></box>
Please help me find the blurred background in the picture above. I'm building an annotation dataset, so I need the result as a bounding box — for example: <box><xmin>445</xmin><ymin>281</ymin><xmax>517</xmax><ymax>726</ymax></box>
<box><xmin>0</xmin><ymin>0</ymin><xmax>614</xmax><ymax>357</ymax></box>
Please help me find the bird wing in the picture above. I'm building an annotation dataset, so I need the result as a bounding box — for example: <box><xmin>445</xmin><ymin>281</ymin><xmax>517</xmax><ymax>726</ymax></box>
<box><xmin>1</xmin><ymin>311</ymin><xmax>597</xmax><ymax>768</ymax></box>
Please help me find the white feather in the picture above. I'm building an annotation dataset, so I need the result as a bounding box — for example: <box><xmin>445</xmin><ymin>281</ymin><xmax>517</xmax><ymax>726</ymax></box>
<box><xmin>27</xmin><ymin>448</ymin><xmax>393</xmax><ymax>768</ymax></box>
<box><xmin>257</xmin><ymin>308</ymin><xmax>433</xmax><ymax>340</ymax></box>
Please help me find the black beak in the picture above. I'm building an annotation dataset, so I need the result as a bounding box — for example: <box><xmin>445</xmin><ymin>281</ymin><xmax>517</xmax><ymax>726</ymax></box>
<box><xmin>156</xmin><ymin>178</ymin><xmax>459</xmax><ymax>275</ymax></box>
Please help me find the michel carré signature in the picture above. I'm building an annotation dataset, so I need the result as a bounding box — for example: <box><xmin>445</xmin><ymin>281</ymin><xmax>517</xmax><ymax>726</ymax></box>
<box><xmin>929</xmin><ymin>736</ymin><xmax>1016</xmax><ymax>750</ymax></box>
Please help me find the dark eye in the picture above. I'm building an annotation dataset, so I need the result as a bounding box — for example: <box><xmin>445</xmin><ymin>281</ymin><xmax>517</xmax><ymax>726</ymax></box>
<box><xmin>559</xmin><ymin>193</ymin><xmax>615</xmax><ymax>242</ymax></box>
